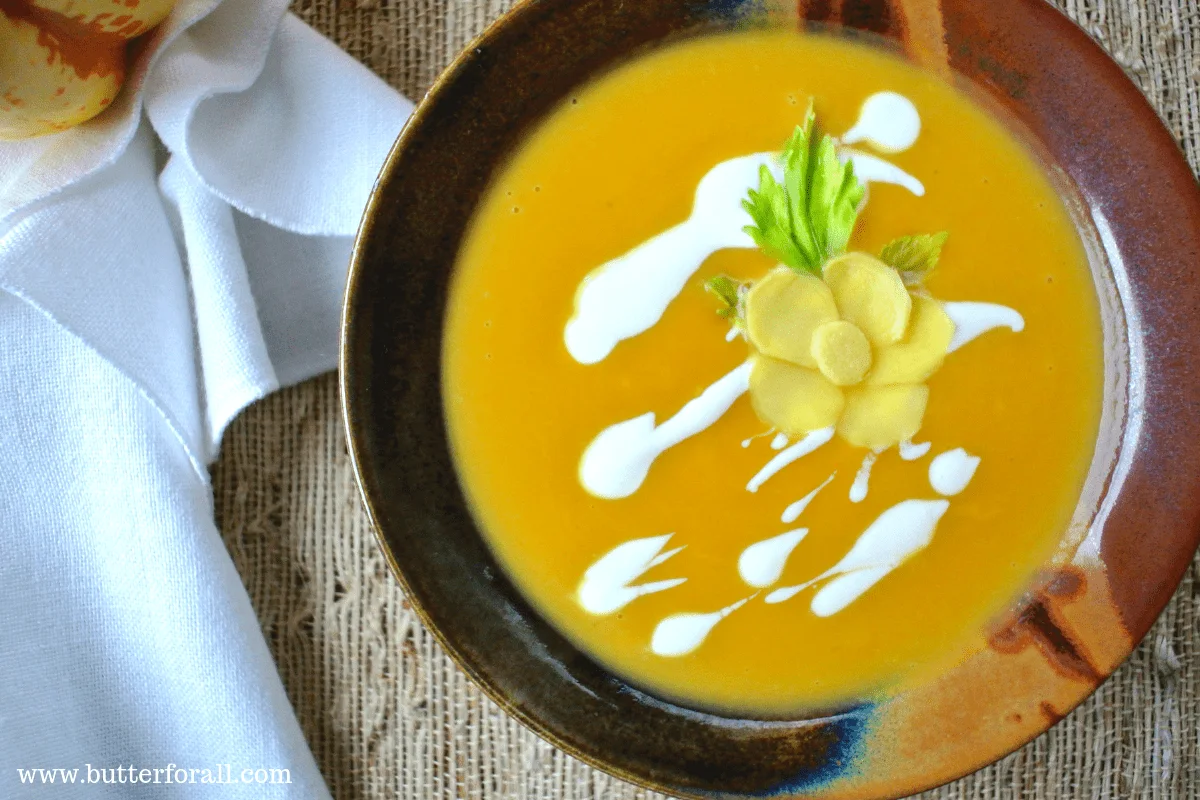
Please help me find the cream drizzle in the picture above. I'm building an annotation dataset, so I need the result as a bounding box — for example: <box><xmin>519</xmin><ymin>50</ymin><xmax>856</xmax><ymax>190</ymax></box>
<box><xmin>580</xmin><ymin>361</ymin><xmax>752</xmax><ymax>499</ymax></box>
<box><xmin>765</xmin><ymin>499</ymin><xmax>950</xmax><ymax>613</ymax></box>
<box><xmin>849</xmin><ymin>451</ymin><xmax>879</xmax><ymax>503</ymax></box>
<box><xmin>928</xmin><ymin>448</ymin><xmax>981</xmax><ymax>496</ymax></box>
<box><xmin>944</xmin><ymin>302</ymin><xmax>1025</xmax><ymax>352</ymax></box>
<box><xmin>577</xmin><ymin>534</ymin><xmax>687</xmax><ymax>615</ymax></box>
<box><xmin>841</xmin><ymin>92</ymin><xmax>921</xmax><ymax>153</ymax></box>
<box><xmin>845</xmin><ymin>151</ymin><xmax>925</xmax><ymax>197</ymax></box>
<box><xmin>899</xmin><ymin>439</ymin><xmax>932</xmax><ymax>461</ymax></box>
<box><xmin>738</xmin><ymin>529</ymin><xmax>808</xmax><ymax>588</ymax></box>
<box><xmin>781</xmin><ymin>472</ymin><xmax>835</xmax><ymax>523</ymax></box>
<box><xmin>564</xmin><ymin>153</ymin><xmax>772</xmax><ymax>364</ymax></box>
<box><xmin>746</xmin><ymin>427</ymin><xmax>836</xmax><ymax>493</ymax></box>
<box><xmin>564</xmin><ymin>94</ymin><xmax>925</xmax><ymax>365</ymax></box>
<box><xmin>553</xmin><ymin>90</ymin><xmax>1037</xmax><ymax>653</ymax></box>
<box><xmin>740</xmin><ymin>428</ymin><xmax>775</xmax><ymax>449</ymax></box>
<box><xmin>650</xmin><ymin>597</ymin><xmax>750</xmax><ymax>657</ymax></box>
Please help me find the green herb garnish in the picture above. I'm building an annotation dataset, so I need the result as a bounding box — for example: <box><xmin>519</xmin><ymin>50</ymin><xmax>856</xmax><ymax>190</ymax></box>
<box><xmin>742</xmin><ymin>105</ymin><xmax>866</xmax><ymax>275</ymax></box>
<box><xmin>880</xmin><ymin>231</ymin><xmax>949</xmax><ymax>285</ymax></box>
<box><xmin>704</xmin><ymin>274</ymin><xmax>743</xmax><ymax>317</ymax></box>
<box><xmin>704</xmin><ymin>274</ymin><xmax>747</xmax><ymax>331</ymax></box>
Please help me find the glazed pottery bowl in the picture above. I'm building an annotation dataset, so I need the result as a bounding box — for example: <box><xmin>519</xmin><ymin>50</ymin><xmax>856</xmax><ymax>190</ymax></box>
<box><xmin>341</xmin><ymin>1</ymin><xmax>1200</xmax><ymax>797</ymax></box>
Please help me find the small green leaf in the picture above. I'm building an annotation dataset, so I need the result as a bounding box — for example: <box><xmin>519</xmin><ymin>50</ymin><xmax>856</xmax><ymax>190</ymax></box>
<box><xmin>880</xmin><ymin>232</ymin><xmax>949</xmax><ymax>285</ymax></box>
<box><xmin>742</xmin><ymin>168</ymin><xmax>808</xmax><ymax>273</ymax></box>
<box><xmin>741</xmin><ymin>103</ymin><xmax>864</xmax><ymax>275</ymax></box>
<box><xmin>704</xmin><ymin>274</ymin><xmax>745</xmax><ymax>319</ymax></box>
<box><xmin>783</xmin><ymin>111</ymin><xmax>819</xmax><ymax>267</ymax></box>
<box><xmin>809</xmin><ymin>132</ymin><xmax>864</xmax><ymax>260</ymax></box>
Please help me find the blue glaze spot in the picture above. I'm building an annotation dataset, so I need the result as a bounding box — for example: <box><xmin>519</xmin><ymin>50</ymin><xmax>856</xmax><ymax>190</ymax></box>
<box><xmin>763</xmin><ymin>704</ymin><xmax>873</xmax><ymax>796</ymax></box>
<box><xmin>683</xmin><ymin>703</ymin><xmax>875</xmax><ymax>799</ymax></box>
<box><xmin>705</xmin><ymin>0</ymin><xmax>772</xmax><ymax>23</ymax></box>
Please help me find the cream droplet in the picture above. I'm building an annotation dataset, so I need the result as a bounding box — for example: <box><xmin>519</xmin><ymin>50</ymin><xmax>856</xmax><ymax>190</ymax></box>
<box><xmin>577</xmin><ymin>534</ymin><xmax>686</xmax><ymax>615</ymax></box>
<box><xmin>738</xmin><ymin>529</ymin><xmax>808</xmax><ymax>588</ymax></box>
<box><xmin>781</xmin><ymin>472</ymin><xmax>835</xmax><ymax>523</ymax></box>
<box><xmin>842</xmin><ymin>92</ymin><xmax>922</xmax><ymax>153</ymax></box>
<box><xmin>766</xmin><ymin>499</ymin><xmax>950</xmax><ymax>613</ymax></box>
<box><xmin>746</xmin><ymin>427</ymin><xmax>835</xmax><ymax>493</ymax></box>
<box><xmin>580</xmin><ymin>361</ymin><xmax>751</xmax><ymax>498</ymax></box>
<box><xmin>849</xmin><ymin>451</ymin><xmax>879</xmax><ymax>503</ymax></box>
<box><xmin>929</xmin><ymin>448</ymin><xmax>981</xmax><ymax>496</ymax></box>
<box><xmin>650</xmin><ymin>597</ymin><xmax>749</xmax><ymax>657</ymax></box>
<box><xmin>944</xmin><ymin>303</ymin><xmax>1025</xmax><ymax>352</ymax></box>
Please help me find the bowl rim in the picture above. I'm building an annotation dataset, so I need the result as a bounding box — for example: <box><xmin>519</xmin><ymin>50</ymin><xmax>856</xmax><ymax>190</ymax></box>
<box><xmin>341</xmin><ymin>1</ymin><xmax>1200</xmax><ymax>796</ymax></box>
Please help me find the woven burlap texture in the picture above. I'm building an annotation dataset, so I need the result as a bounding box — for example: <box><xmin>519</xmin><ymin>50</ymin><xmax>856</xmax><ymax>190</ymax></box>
<box><xmin>211</xmin><ymin>1</ymin><xmax>1200</xmax><ymax>797</ymax></box>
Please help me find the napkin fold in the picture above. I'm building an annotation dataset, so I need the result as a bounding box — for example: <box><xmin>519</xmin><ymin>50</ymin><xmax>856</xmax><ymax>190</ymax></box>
<box><xmin>0</xmin><ymin>0</ymin><xmax>412</xmax><ymax>793</ymax></box>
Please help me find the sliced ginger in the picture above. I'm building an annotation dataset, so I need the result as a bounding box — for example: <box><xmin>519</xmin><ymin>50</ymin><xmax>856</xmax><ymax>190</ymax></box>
<box><xmin>867</xmin><ymin>295</ymin><xmax>954</xmax><ymax>385</ymax></box>
<box><xmin>837</xmin><ymin>384</ymin><xmax>929</xmax><ymax>450</ymax></box>
<box><xmin>822</xmin><ymin>253</ymin><xmax>912</xmax><ymax>347</ymax></box>
<box><xmin>749</xmin><ymin>355</ymin><xmax>844</xmax><ymax>435</ymax></box>
<box><xmin>745</xmin><ymin>267</ymin><xmax>838</xmax><ymax>367</ymax></box>
<box><xmin>740</xmin><ymin>252</ymin><xmax>944</xmax><ymax>446</ymax></box>
<box><xmin>811</xmin><ymin>320</ymin><xmax>872</xmax><ymax>386</ymax></box>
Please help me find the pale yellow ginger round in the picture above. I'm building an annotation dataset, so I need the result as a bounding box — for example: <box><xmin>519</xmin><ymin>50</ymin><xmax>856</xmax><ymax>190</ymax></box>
<box><xmin>745</xmin><ymin>267</ymin><xmax>838</xmax><ymax>368</ymax></box>
<box><xmin>749</xmin><ymin>355</ymin><xmax>845</xmax><ymax>435</ymax></box>
<box><xmin>822</xmin><ymin>252</ymin><xmax>912</xmax><ymax>347</ymax></box>
<box><xmin>866</xmin><ymin>295</ymin><xmax>954</xmax><ymax>386</ymax></box>
<box><xmin>742</xmin><ymin>254</ymin><xmax>953</xmax><ymax>450</ymax></box>
<box><xmin>810</xmin><ymin>320</ymin><xmax>872</xmax><ymax>386</ymax></box>
<box><xmin>31</xmin><ymin>0</ymin><xmax>177</xmax><ymax>39</ymax></box>
<box><xmin>837</xmin><ymin>384</ymin><xmax>930</xmax><ymax>451</ymax></box>
<box><xmin>0</xmin><ymin>11</ymin><xmax>124</xmax><ymax>140</ymax></box>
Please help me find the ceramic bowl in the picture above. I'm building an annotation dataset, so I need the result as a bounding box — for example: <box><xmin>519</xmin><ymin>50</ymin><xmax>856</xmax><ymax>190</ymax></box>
<box><xmin>341</xmin><ymin>1</ymin><xmax>1200</xmax><ymax>797</ymax></box>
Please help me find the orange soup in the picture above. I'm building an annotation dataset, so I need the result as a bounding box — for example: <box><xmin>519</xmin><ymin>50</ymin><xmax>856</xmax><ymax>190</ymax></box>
<box><xmin>443</xmin><ymin>30</ymin><xmax>1103</xmax><ymax>715</ymax></box>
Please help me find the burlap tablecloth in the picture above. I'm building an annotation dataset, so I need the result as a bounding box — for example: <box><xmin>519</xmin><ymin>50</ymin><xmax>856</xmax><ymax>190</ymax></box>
<box><xmin>211</xmin><ymin>1</ymin><xmax>1200</xmax><ymax>796</ymax></box>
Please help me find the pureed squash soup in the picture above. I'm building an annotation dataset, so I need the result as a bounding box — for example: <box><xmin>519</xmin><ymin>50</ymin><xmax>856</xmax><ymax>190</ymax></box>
<box><xmin>443</xmin><ymin>29</ymin><xmax>1103</xmax><ymax>715</ymax></box>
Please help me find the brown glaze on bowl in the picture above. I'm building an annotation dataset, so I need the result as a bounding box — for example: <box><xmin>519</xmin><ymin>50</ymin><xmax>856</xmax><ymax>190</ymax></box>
<box><xmin>341</xmin><ymin>1</ymin><xmax>1200</xmax><ymax>797</ymax></box>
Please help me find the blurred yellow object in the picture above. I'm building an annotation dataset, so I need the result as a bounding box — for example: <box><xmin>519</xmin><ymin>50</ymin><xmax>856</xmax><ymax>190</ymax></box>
<box><xmin>29</xmin><ymin>0</ymin><xmax>176</xmax><ymax>37</ymax></box>
<box><xmin>0</xmin><ymin>0</ymin><xmax>175</xmax><ymax>139</ymax></box>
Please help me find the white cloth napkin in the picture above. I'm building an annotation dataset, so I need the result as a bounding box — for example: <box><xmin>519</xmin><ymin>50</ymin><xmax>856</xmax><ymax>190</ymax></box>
<box><xmin>0</xmin><ymin>0</ymin><xmax>412</xmax><ymax>793</ymax></box>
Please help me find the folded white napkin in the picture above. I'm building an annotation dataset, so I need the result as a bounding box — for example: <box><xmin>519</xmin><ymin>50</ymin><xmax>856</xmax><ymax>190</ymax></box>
<box><xmin>0</xmin><ymin>0</ymin><xmax>412</xmax><ymax>793</ymax></box>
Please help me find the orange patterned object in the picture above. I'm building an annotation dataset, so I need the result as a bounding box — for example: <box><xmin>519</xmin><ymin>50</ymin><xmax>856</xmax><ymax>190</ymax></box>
<box><xmin>0</xmin><ymin>0</ymin><xmax>175</xmax><ymax>139</ymax></box>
